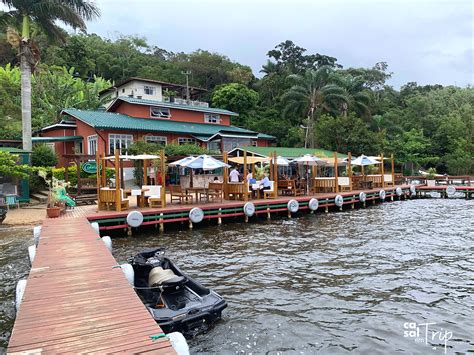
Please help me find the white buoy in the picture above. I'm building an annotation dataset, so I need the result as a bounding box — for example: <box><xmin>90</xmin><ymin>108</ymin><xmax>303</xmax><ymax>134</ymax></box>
<box><xmin>189</xmin><ymin>207</ymin><xmax>204</xmax><ymax>224</ymax></box>
<box><xmin>379</xmin><ymin>189</ymin><xmax>386</xmax><ymax>201</ymax></box>
<box><xmin>28</xmin><ymin>245</ymin><xmax>36</xmax><ymax>265</ymax></box>
<box><xmin>90</xmin><ymin>222</ymin><xmax>100</xmax><ymax>234</ymax></box>
<box><xmin>120</xmin><ymin>263</ymin><xmax>134</xmax><ymax>285</ymax></box>
<box><xmin>359</xmin><ymin>192</ymin><xmax>367</xmax><ymax>203</ymax></box>
<box><xmin>15</xmin><ymin>279</ymin><xmax>27</xmax><ymax>311</ymax></box>
<box><xmin>127</xmin><ymin>211</ymin><xmax>144</xmax><ymax>227</ymax></box>
<box><xmin>446</xmin><ymin>186</ymin><xmax>456</xmax><ymax>198</ymax></box>
<box><xmin>308</xmin><ymin>198</ymin><xmax>319</xmax><ymax>211</ymax></box>
<box><xmin>167</xmin><ymin>332</ymin><xmax>190</xmax><ymax>355</ymax></box>
<box><xmin>334</xmin><ymin>195</ymin><xmax>344</xmax><ymax>208</ymax></box>
<box><xmin>33</xmin><ymin>226</ymin><xmax>41</xmax><ymax>246</ymax></box>
<box><xmin>243</xmin><ymin>202</ymin><xmax>255</xmax><ymax>217</ymax></box>
<box><xmin>395</xmin><ymin>187</ymin><xmax>403</xmax><ymax>196</ymax></box>
<box><xmin>287</xmin><ymin>199</ymin><xmax>299</xmax><ymax>213</ymax></box>
<box><xmin>101</xmin><ymin>236</ymin><xmax>112</xmax><ymax>252</ymax></box>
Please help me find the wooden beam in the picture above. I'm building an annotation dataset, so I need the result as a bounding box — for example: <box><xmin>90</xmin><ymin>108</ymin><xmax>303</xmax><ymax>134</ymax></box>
<box><xmin>391</xmin><ymin>153</ymin><xmax>395</xmax><ymax>186</ymax></box>
<box><xmin>96</xmin><ymin>152</ymin><xmax>101</xmax><ymax>207</ymax></box>
<box><xmin>223</xmin><ymin>152</ymin><xmax>228</xmax><ymax>199</ymax></box>
<box><xmin>381</xmin><ymin>153</ymin><xmax>385</xmax><ymax>188</ymax></box>
<box><xmin>160</xmin><ymin>149</ymin><xmax>166</xmax><ymax>208</ymax></box>
<box><xmin>334</xmin><ymin>151</ymin><xmax>339</xmax><ymax>193</ymax></box>
<box><xmin>243</xmin><ymin>149</ymin><xmax>248</xmax><ymax>201</ymax></box>
<box><xmin>76</xmin><ymin>157</ymin><xmax>82</xmax><ymax>195</ymax></box>
<box><xmin>274</xmin><ymin>151</ymin><xmax>278</xmax><ymax>195</ymax></box>
<box><xmin>115</xmin><ymin>149</ymin><xmax>121</xmax><ymax>212</ymax></box>
<box><xmin>143</xmin><ymin>159</ymin><xmax>148</xmax><ymax>186</ymax></box>
<box><xmin>348</xmin><ymin>152</ymin><xmax>353</xmax><ymax>191</ymax></box>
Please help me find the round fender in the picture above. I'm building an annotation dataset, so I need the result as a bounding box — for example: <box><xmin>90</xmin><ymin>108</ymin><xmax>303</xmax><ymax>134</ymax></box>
<box><xmin>287</xmin><ymin>199</ymin><xmax>299</xmax><ymax>213</ymax></box>
<box><xmin>33</xmin><ymin>226</ymin><xmax>41</xmax><ymax>246</ymax></box>
<box><xmin>359</xmin><ymin>192</ymin><xmax>366</xmax><ymax>203</ymax></box>
<box><xmin>446</xmin><ymin>186</ymin><xmax>456</xmax><ymax>197</ymax></box>
<box><xmin>120</xmin><ymin>263</ymin><xmax>134</xmax><ymax>286</ymax></box>
<box><xmin>90</xmin><ymin>222</ymin><xmax>100</xmax><ymax>234</ymax></box>
<box><xmin>127</xmin><ymin>211</ymin><xmax>143</xmax><ymax>227</ymax></box>
<box><xmin>167</xmin><ymin>332</ymin><xmax>190</xmax><ymax>355</ymax></box>
<box><xmin>308</xmin><ymin>198</ymin><xmax>319</xmax><ymax>211</ymax></box>
<box><xmin>334</xmin><ymin>195</ymin><xmax>344</xmax><ymax>207</ymax></box>
<box><xmin>409</xmin><ymin>185</ymin><xmax>416</xmax><ymax>195</ymax></box>
<box><xmin>28</xmin><ymin>245</ymin><xmax>36</xmax><ymax>265</ymax></box>
<box><xmin>243</xmin><ymin>202</ymin><xmax>255</xmax><ymax>217</ymax></box>
<box><xmin>189</xmin><ymin>207</ymin><xmax>204</xmax><ymax>223</ymax></box>
<box><xmin>101</xmin><ymin>236</ymin><xmax>112</xmax><ymax>252</ymax></box>
<box><xmin>15</xmin><ymin>279</ymin><xmax>27</xmax><ymax>311</ymax></box>
<box><xmin>379</xmin><ymin>189</ymin><xmax>386</xmax><ymax>201</ymax></box>
<box><xmin>395</xmin><ymin>187</ymin><xmax>402</xmax><ymax>196</ymax></box>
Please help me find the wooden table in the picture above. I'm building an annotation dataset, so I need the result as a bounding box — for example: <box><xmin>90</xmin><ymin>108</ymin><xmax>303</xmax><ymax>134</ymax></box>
<box><xmin>186</xmin><ymin>186</ymin><xmax>208</xmax><ymax>203</ymax></box>
<box><xmin>124</xmin><ymin>188</ymin><xmax>150</xmax><ymax>208</ymax></box>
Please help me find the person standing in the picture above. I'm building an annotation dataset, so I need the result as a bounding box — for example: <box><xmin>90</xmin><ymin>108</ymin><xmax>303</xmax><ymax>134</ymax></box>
<box><xmin>229</xmin><ymin>167</ymin><xmax>240</xmax><ymax>182</ymax></box>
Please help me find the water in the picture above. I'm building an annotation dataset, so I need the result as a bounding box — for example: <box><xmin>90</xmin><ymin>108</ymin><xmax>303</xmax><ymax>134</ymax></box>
<box><xmin>1</xmin><ymin>199</ymin><xmax>473</xmax><ymax>354</ymax></box>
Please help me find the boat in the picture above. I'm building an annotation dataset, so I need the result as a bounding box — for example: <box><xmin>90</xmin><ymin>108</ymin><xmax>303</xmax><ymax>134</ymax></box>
<box><xmin>128</xmin><ymin>247</ymin><xmax>227</xmax><ymax>337</ymax></box>
<box><xmin>0</xmin><ymin>206</ymin><xmax>7</xmax><ymax>224</ymax></box>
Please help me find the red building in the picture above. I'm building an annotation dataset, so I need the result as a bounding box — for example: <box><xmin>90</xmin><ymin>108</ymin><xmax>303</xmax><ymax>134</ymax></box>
<box><xmin>39</xmin><ymin>78</ymin><xmax>275</xmax><ymax>167</ymax></box>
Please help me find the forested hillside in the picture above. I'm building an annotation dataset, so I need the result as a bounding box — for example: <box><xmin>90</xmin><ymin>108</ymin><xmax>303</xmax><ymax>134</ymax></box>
<box><xmin>0</xmin><ymin>32</ymin><xmax>472</xmax><ymax>174</ymax></box>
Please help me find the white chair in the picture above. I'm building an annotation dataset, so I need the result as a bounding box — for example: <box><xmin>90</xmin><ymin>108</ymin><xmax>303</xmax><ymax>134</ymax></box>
<box><xmin>142</xmin><ymin>185</ymin><xmax>162</xmax><ymax>207</ymax></box>
<box><xmin>384</xmin><ymin>174</ymin><xmax>393</xmax><ymax>186</ymax></box>
<box><xmin>263</xmin><ymin>181</ymin><xmax>277</xmax><ymax>199</ymax></box>
<box><xmin>338</xmin><ymin>177</ymin><xmax>350</xmax><ymax>191</ymax></box>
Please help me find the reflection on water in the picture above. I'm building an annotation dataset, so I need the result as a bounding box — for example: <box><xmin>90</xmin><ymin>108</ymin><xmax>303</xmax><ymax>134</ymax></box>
<box><xmin>1</xmin><ymin>199</ymin><xmax>473</xmax><ymax>354</ymax></box>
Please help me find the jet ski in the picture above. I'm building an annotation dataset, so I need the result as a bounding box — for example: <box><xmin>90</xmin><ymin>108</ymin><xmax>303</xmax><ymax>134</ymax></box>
<box><xmin>129</xmin><ymin>248</ymin><xmax>227</xmax><ymax>337</ymax></box>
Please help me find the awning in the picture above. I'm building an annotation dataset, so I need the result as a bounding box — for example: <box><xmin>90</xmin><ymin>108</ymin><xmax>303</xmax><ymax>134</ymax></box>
<box><xmin>32</xmin><ymin>136</ymin><xmax>83</xmax><ymax>143</ymax></box>
<box><xmin>228</xmin><ymin>156</ymin><xmax>269</xmax><ymax>164</ymax></box>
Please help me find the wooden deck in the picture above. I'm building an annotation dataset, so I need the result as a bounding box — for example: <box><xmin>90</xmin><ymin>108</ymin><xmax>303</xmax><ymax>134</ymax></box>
<box><xmin>8</xmin><ymin>218</ymin><xmax>175</xmax><ymax>354</ymax></box>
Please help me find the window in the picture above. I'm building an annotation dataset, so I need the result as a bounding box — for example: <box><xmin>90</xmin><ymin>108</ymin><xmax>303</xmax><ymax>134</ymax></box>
<box><xmin>150</xmin><ymin>106</ymin><xmax>171</xmax><ymax>119</ymax></box>
<box><xmin>204</xmin><ymin>113</ymin><xmax>220</xmax><ymax>124</ymax></box>
<box><xmin>74</xmin><ymin>141</ymin><xmax>83</xmax><ymax>154</ymax></box>
<box><xmin>207</xmin><ymin>140</ymin><xmax>221</xmax><ymax>152</ymax></box>
<box><xmin>122</xmin><ymin>88</ymin><xmax>125</xmax><ymax>93</ymax></box>
<box><xmin>144</xmin><ymin>86</ymin><xmax>155</xmax><ymax>95</ymax></box>
<box><xmin>178</xmin><ymin>137</ymin><xmax>196</xmax><ymax>145</ymax></box>
<box><xmin>109</xmin><ymin>134</ymin><xmax>133</xmax><ymax>154</ymax></box>
<box><xmin>252</xmin><ymin>140</ymin><xmax>258</xmax><ymax>147</ymax></box>
<box><xmin>145</xmin><ymin>135</ymin><xmax>167</xmax><ymax>146</ymax></box>
<box><xmin>88</xmin><ymin>135</ymin><xmax>98</xmax><ymax>155</ymax></box>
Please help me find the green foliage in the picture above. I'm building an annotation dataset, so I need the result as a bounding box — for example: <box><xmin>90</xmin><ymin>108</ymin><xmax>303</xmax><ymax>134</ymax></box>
<box><xmin>52</xmin><ymin>166</ymin><xmax>114</xmax><ymax>186</ymax></box>
<box><xmin>0</xmin><ymin>151</ymin><xmax>29</xmax><ymax>178</ymax></box>
<box><xmin>165</xmin><ymin>144</ymin><xmax>208</xmax><ymax>156</ymax></box>
<box><xmin>31</xmin><ymin>144</ymin><xmax>57</xmax><ymax>167</ymax></box>
<box><xmin>212</xmin><ymin>83</ymin><xmax>258</xmax><ymax>126</ymax></box>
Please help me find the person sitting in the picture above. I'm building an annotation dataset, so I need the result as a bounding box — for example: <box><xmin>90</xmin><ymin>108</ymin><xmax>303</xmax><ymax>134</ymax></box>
<box><xmin>259</xmin><ymin>173</ymin><xmax>271</xmax><ymax>191</ymax></box>
<box><xmin>55</xmin><ymin>182</ymin><xmax>76</xmax><ymax>208</ymax></box>
<box><xmin>246</xmin><ymin>172</ymin><xmax>253</xmax><ymax>183</ymax></box>
<box><xmin>229</xmin><ymin>167</ymin><xmax>240</xmax><ymax>183</ymax></box>
<box><xmin>213</xmin><ymin>176</ymin><xmax>221</xmax><ymax>183</ymax></box>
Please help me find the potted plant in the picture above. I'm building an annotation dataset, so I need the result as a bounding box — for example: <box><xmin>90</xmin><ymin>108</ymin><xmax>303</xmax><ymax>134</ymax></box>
<box><xmin>426</xmin><ymin>167</ymin><xmax>437</xmax><ymax>186</ymax></box>
<box><xmin>38</xmin><ymin>169</ymin><xmax>62</xmax><ymax>218</ymax></box>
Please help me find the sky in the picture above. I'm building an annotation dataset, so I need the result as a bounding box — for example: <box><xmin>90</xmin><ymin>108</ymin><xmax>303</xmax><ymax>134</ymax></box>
<box><xmin>84</xmin><ymin>0</ymin><xmax>473</xmax><ymax>88</ymax></box>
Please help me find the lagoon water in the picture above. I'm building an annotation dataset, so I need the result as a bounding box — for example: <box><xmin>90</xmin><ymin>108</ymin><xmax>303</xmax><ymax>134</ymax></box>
<box><xmin>1</xmin><ymin>198</ymin><xmax>473</xmax><ymax>354</ymax></box>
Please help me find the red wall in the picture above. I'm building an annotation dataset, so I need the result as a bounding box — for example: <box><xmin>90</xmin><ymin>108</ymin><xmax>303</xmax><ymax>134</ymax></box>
<box><xmin>114</xmin><ymin>102</ymin><xmax>231</xmax><ymax>126</ymax></box>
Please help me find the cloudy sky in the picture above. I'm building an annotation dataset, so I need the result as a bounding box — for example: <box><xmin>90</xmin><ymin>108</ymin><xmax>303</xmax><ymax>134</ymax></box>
<box><xmin>85</xmin><ymin>0</ymin><xmax>473</xmax><ymax>88</ymax></box>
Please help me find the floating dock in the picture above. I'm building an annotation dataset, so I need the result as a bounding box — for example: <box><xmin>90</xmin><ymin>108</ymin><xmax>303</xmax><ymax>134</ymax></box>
<box><xmin>8</xmin><ymin>218</ymin><xmax>175</xmax><ymax>354</ymax></box>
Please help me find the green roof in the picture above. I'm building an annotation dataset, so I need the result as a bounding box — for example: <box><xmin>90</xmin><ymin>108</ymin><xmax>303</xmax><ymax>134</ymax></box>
<box><xmin>114</xmin><ymin>96</ymin><xmax>239</xmax><ymax>116</ymax></box>
<box><xmin>62</xmin><ymin>109</ymin><xmax>275</xmax><ymax>139</ymax></box>
<box><xmin>0</xmin><ymin>147</ymin><xmax>29</xmax><ymax>153</ymax></box>
<box><xmin>32</xmin><ymin>136</ymin><xmax>83</xmax><ymax>143</ymax></box>
<box><xmin>231</xmin><ymin>146</ymin><xmax>346</xmax><ymax>158</ymax></box>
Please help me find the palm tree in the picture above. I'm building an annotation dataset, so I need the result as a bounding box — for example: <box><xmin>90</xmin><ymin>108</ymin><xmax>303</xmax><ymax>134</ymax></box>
<box><xmin>282</xmin><ymin>66</ymin><xmax>346</xmax><ymax>148</ymax></box>
<box><xmin>0</xmin><ymin>0</ymin><xmax>100</xmax><ymax>151</ymax></box>
<box><xmin>331</xmin><ymin>74</ymin><xmax>371</xmax><ymax>118</ymax></box>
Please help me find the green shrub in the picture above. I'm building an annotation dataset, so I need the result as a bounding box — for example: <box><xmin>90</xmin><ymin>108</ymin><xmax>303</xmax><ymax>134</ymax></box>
<box><xmin>164</xmin><ymin>143</ymin><xmax>208</xmax><ymax>156</ymax></box>
<box><xmin>52</xmin><ymin>166</ymin><xmax>114</xmax><ymax>186</ymax></box>
<box><xmin>31</xmin><ymin>144</ymin><xmax>58</xmax><ymax>167</ymax></box>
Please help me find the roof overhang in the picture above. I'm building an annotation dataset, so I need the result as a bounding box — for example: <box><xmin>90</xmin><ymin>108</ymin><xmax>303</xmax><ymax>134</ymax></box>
<box><xmin>193</xmin><ymin>132</ymin><xmax>259</xmax><ymax>142</ymax></box>
<box><xmin>33</xmin><ymin>136</ymin><xmax>83</xmax><ymax>143</ymax></box>
<box><xmin>41</xmin><ymin>123</ymin><xmax>77</xmax><ymax>132</ymax></box>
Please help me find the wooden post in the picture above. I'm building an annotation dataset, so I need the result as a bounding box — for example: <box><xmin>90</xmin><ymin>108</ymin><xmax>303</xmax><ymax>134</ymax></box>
<box><xmin>101</xmin><ymin>155</ymin><xmax>106</xmax><ymax>187</ymax></box>
<box><xmin>76</xmin><ymin>157</ymin><xmax>82</xmax><ymax>196</ymax></box>
<box><xmin>114</xmin><ymin>149</ymin><xmax>121</xmax><ymax>212</ymax></box>
<box><xmin>348</xmin><ymin>152</ymin><xmax>353</xmax><ymax>191</ymax></box>
<box><xmin>273</xmin><ymin>151</ymin><xmax>278</xmax><ymax>195</ymax></box>
<box><xmin>143</xmin><ymin>159</ymin><xmax>148</xmax><ymax>186</ymax></box>
<box><xmin>243</xmin><ymin>149</ymin><xmax>248</xmax><ymax>201</ymax></box>
<box><xmin>269</xmin><ymin>152</ymin><xmax>273</xmax><ymax>181</ymax></box>
<box><xmin>252</xmin><ymin>153</ymin><xmax>255</xmax><ymax>176</ymax></box>
<box><xmin>96</xmin><ymin>152</ymin><xmax>101</xmax><ymax>208</ymax></box>
<box><xmin>391</xmin><ymin>154</ymin><xmax>395</xmax><ymax>187</ymax></box>
<box><xmin>160</xmin><ymin>149</ymin><xmax>166</xmax><ymax>209</ymax></box>
<box><xmin>334</xmin><ymin>152</ymin><xmax>339</xmax><ymax>193</ymax></box>
<box><xmin>381</xmin><ymin>153</ymin><xmax>385</xmax><ymax>188</ymax></box>
<box><xmin>223</xmin><ymin>152</ymin><xmax>228</xmax><ymax>200</ymax></box>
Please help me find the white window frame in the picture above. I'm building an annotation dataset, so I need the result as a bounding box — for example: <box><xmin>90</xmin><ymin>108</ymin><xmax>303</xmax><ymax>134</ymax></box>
<box><xmin>108</xmin><ymin>134</ymin><xmax>133</xmax><ymax>154</ymax></box>
<box><xmin>144</xmin><ymin>135</ymin><xmax>167</xmax><ymax>145</ymax></box>
<box><xmin>252</xmin><ymin>140</ymin><xmax>258</xmax><ymax>147</ymax></box>
<box><xmin>74</xmin><ymin>141</ymin><xmax>83</xmax><ymax>154</ymax></box>
<box><xmin>144</xmin><ymin>85</ymin><xmax>155</xmax><ymax>95</ymax></box>
<box><xmin>150</xmin><ymin>106</ymin><xmax>171</xmax><ymax>119</ymax></box>
<box><xmin>178</xmin><ymin>137</ymin><xmax>196</xmax><ymax>145</ymax></box>
<box><xmin>87</xmin><ymin>135</ymin><xmax>98</xmax><ymax>155</ymax></box>
<box><xmin>204</xmin><ymin>113</ymin><xmax>221</xmax><ymax>124</ymax></box>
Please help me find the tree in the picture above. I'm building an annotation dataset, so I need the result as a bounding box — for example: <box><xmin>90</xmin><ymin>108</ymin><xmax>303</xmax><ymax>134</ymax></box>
<box><xmin>31</xmin><ymin>143</ymin><xmax>57</xmax><ymax>167</ymax></box>
<box><xmin>211</xmin><ymin>83</ymin><xmax>258</xmax><ymax>126</ymax></box>
<box><xmin>0</xmin><ymin>0</ymin><xmax>100</xmax><ymax>151</ymax></box>
<box><xmin>282</xmin><ymin>66</ymin><xmax>346</xmax><ymax>148</ymax></box>
<box><xmin>331</xmin><ymin>73</ymin><xmax>371</xmax><ymax>118</ymax></box>
<box><xmin>0</xmin><ymin>151</ymin><xmax>29</xmax><ymax>178</ymax></box>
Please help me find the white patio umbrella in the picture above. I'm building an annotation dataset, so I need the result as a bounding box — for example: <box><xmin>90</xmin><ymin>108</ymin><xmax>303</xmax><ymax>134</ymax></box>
<box><xmin>350</xmin><ymin>155</ymin><xmax>379</xmax><ymax>166</ymax></box>
<box><xmin>168</xmin><ymin>156</ymin><xmax>196</xmax><ymax>167</ymax></box>
<box><xmin>181</xmin><ymin>154</ymin><xmax>230</xmax><ymax>171</ymax></box>
<box><xmin>274</xmin><ymin>155</ymin><xmax>290</xmax><ymax>166</ymax></box>
<box><xmin>292</xmin><ymin>155</ymin><xmax>323</xmax><ymax>194</ymax></box>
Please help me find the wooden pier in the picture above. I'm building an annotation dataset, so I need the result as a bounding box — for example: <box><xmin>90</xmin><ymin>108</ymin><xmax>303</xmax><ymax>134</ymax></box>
<box><xmin>8</xmin><ymin>218</ymin><xmax>175</xmax><ymax>354</ymax></box>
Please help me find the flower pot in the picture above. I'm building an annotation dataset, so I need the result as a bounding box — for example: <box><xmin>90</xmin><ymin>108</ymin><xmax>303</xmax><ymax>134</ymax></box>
<box><xmin>46</xmin><ymin>207</ymin><xmax>61</xmax><ymax>218</ymax></box>
<box><xmin>426</xmin><ymin>179</ymin><xmax>436</xmax><ymax>187</ymax></box>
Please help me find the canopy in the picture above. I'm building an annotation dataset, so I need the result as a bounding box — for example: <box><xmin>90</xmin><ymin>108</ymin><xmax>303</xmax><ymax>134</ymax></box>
<box><xmin>228</xmin><ymin>156</ymin><xmax>268</xmax><ymax>164</ymax></box>
<box><xmin>351</xmin><ymin>155</ymin><xmax>380</xmax><ymax>166</ymax></box>
<box><xmin>169</xmin><ymin>156</ymin><xmax>196</xmax><ymax>167</ymax></box>
<box><xmin>181</xmin><ymin>154</ymin><xmax>230</xmax><ymax>171</ymax></box>
<box><xmin>272</xmin><ymin>155</ymin><xmax>290</xmax><ymax>166</ymax></box>
<box><xmin>292</xmin><ymin>154</ymin><xmax>323</xmax><ymax>166</ymax></box>
<box><xmin>104</xmin><ymin>154</ymin><xmax>159</xmax><ymax>160</ymax></box>
<box><xmin>318</xmin><ymin>157</ymin><xmax>347</xmax><ymax>166</ymax></box>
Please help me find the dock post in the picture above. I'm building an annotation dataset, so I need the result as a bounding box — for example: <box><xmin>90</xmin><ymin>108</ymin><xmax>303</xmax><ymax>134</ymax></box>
<box><xmin>159</xmin><ymin>213</ymin><xmax>164</xmax><ymax>233</ymax></box>
<box><xmin>189</xmin><ymin>220</ymin><xmax>193</xmax><ymax>229</ymax></box>
<box><xmin>127</xmin><ymin>226</ymin><xmax>132</xmax><ymax>236</ymax></box>
<box><xmin>218</xmin><ymin>208</ymin><xmax>222</xmax><ymax>224</ymax></box>
<box><xmin>288</xmin><ymin>209</ymin><xmax>291</xmax><ymax>218</ymax></box>
<box><xmin>325</xmin><ymin>199</ymin><xmax>329</xmax><ymax>213</ymax></box>
<box><xmin>267</xmin><ymin>207</ymin><xmax>271</xmax><ymax>220</ymax></box>
<box><xmin>351</xmin><ymin>195</ymin><xmax>355</xmax><ymax>209</ymax></box>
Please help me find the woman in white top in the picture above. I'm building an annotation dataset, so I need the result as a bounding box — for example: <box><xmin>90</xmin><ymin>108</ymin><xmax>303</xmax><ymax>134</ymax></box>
<box><xmin>229</xmin><ymin>168</ymin><xmax>240</xmax><ymax>182</ymax></box>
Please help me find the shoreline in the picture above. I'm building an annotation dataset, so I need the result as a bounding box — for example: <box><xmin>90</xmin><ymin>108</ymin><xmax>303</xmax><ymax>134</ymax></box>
<box><xmin>1</xmin><ymin>206</ymin><xmax>46</xmax><ymax>227</ymax></box>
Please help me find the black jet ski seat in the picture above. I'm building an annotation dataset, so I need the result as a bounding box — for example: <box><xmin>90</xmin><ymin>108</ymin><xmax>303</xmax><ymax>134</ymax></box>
<box><xmin>149</xmin><ymin>266</ymin><xmax>187</xmax><ymax>291</ymax></box>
